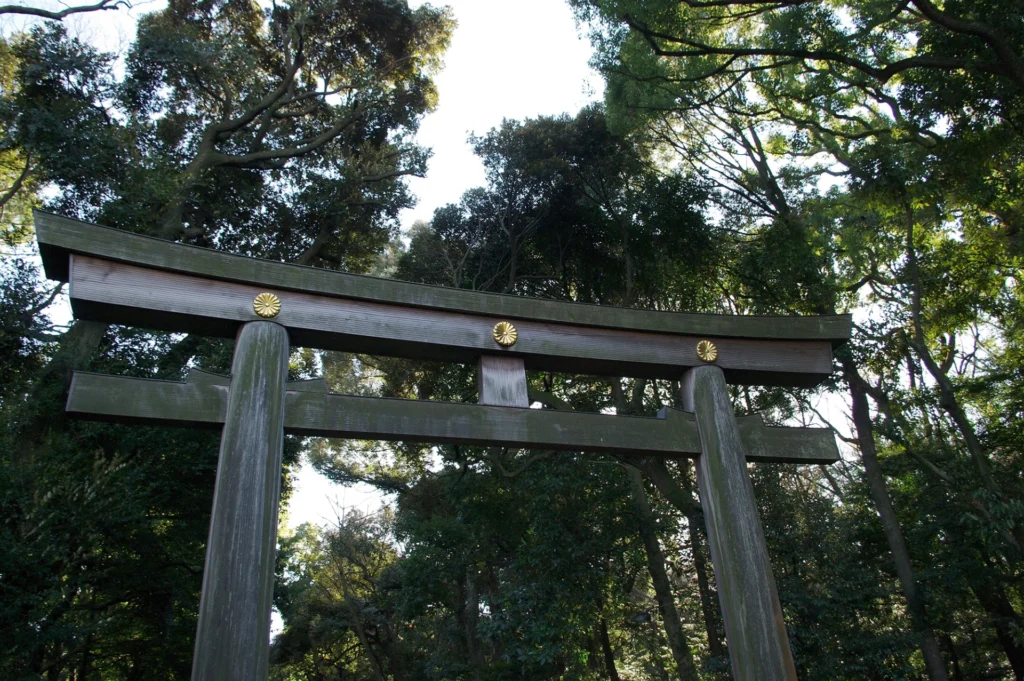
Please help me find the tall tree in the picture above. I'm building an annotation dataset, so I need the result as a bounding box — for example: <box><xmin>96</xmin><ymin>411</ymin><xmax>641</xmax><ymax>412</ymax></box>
<box><xmin>0</xmin><ymin>2</ymin><xmax>451</xmax><ymax>678</ymax></box>
<box><xmin>573</xmin><ymin>0</ymin><xmax>1024</xmax><ymax>677</ymax></box>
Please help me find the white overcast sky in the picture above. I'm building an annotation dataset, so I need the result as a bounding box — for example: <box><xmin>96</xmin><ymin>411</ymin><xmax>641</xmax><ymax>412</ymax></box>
<box><xmin>298</xmin><ymin>0</ymin><xmax>603</xmax><ymax>527</ymax></box>
<box><xmin>8</xmin><ymin>0</ymin><xmax>602</xmax><ymax>528</ymax></box>
<box><xmin>400</xmin><ymin>0</ymin><xmax>601</xmax><ymax>229</ymax></box>
<box><xmin>17</xmin><ymin>0</ymin><xmax>601</xmax><ymax>231</ymax></box>
<box><xmin>7</xmin><ymin>1</ymin><xmax>854</xmax><ymax>535</ymax></box>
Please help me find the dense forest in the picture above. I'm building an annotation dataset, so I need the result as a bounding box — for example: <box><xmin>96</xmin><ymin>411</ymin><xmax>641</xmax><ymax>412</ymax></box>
<box><xmin>0</xmin><ymin>0</ymin><xmax>1022</xmax><ymax>679</ymax></box>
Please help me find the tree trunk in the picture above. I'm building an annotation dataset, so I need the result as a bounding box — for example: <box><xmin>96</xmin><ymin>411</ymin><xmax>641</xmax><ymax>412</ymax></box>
<box><xmin>627</xmin><ymin>465</ymin><xmax>700</xmax><ymax>681</ymax></box>
<box><xmin>25</xmin><ymin>320</ymin><xmax>106</xmax><ymax>419</ymax></box>
<box><xmin>485</xmin><ymin>565</ymin><xmax>505</xmax><ymax>663</ymax></box>
<box><xmin>690</xmin><ymin>516</ymin><xmax>726</xmax><ymax>659</ymax></box>
<box><xmin>465</xmin><ymin>569</ymin><xmax>485</xmax><ymax>670</ymax></box>
<box><xmin>599</xmin><ymin>616</ymin><xmax>622</xmax><ymax>681</ymax></box>
<box><xmin>46</xmin><ymin>643</ymin><xmax>61</xmax><ymax>681</ymax></box>
<box><xmin>941</xmin><ymin>634</ymin><xmax>965</xmax><ymax>681</ymax></box>
<box><xmin>343</xmin><ymin>594</ymin><xmax>386</xmax><ymax>681</ymax></box>
<box><xmin>21</xmin><ymin>319</ymin><xmax>108</xmax><ymax>449</ymax></box>
<box><xmin>75</xmin><ymin>636</ymin><xmax>91</xmax><ymax>681</ymax></box>
<box><xmin>842</xmin><ymin>358</ymin><xmax>950</xmax><ymax>681</ymax></box>
<box><xmin>969</xmin><ymin>579</ymin><xmax>1024</xmax><ymax>679</ymax></box>
<box><xmin>587</xmin><ymin>633</ymin><xmax>603</xmax><ymax>671</ymax></box>
<box><xmin>677</xmin><ymin>458</ymin><xmax>726</xmax><ymax>661</ymax></box>
<box><xmin>641</xmin><ymin>457</ymin><xmax>700</xmax><ymax>516</ymax></box>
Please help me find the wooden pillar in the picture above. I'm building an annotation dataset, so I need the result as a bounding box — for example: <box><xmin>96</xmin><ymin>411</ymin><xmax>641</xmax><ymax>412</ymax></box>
<box><xmin>192</xmin><ymin>321</ymin><xmax>289</xmax><ymax>681</ymax></box>
<box><xmin>478</xmin><ymin>355</ymin><xmax>528</xmax><ymax>407</ymax></box>
<box><xmin>681</xmin><ymin>365</ymin><xmax>797</xmax><ymax>681</ymax></box>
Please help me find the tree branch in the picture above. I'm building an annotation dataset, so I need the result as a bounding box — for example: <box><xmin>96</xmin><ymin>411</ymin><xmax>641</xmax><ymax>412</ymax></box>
<box><xmin>624</xmin><ymin>15</ymin><xmax>982</xmax><ymax>84</ymax></box>
<box><xmin>0</xmin><ymin>152</ymin><xmax>32</xmax><ymax>210</ymax></box>
<box><xmin>910</xmin><ymin>0</ymin><xmax>1024</xmax><ymax>90</ymax></box>
<box><xmin>0</xmin><ymin>0</ymin><xmax>127</xmax><ymax>20</ymax></box>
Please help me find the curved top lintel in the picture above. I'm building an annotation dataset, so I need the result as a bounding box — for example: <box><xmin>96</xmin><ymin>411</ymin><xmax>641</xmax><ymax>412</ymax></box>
<box><xmin>35</xmin><ymin>211</ymin><xmax>850</xmax><ymax>343</ymax></box>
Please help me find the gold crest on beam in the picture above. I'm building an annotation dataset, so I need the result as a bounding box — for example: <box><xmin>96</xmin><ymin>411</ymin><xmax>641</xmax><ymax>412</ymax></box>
<box><xmin>253</xmin><ymin>292</ymin><xmax>281</xmax><ymax>318</ymax></box>
<box><xmin>492</xmin><ymin>321</ymin><xmax>518</xmax><ymax>347</ymax></box>
<box><xmin>696</xmin><ymin>339</ymin><xmax>718</xmax><ymax>363</ymax></box>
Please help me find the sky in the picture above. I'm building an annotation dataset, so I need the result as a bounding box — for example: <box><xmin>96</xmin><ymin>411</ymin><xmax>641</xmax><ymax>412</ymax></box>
<box><xmin>4</xmin><ymin>0</ymin><xmax>602</xmax><ymax>528</ymax></box>
<box><xmin>399</xmin><ymin>0</ymin><xmax>601</xmax><ymax>229</ymax></box>
<box><xmin>6</xmin><ymin>1</ymin><xmax>855</xmax><ymax>532</ymax></box>
<box><xmin>291</xmin><ymin>0</ymin><xmax>603</xmax><ymax>528</ymax></box>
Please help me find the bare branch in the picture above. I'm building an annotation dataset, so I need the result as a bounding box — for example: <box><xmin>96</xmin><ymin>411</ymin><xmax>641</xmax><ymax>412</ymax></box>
<box><xmin>361</xmin><ymin>168</ymin><xmax>423</xmax><ymax>183</ymax></box>
<box><xmin>209</xmin><ymin>110</ymin><xmax>363</xmax><ymax>169</ymax></box>
<box><xmin>624</xmin><ymin>15</ymin><xmax>987</xmax><ymax>84</ymax></box>
<box><xmin>0</xmin><ymin>0</ymin><xmax>127</xmax><ymax>20</ymax></box>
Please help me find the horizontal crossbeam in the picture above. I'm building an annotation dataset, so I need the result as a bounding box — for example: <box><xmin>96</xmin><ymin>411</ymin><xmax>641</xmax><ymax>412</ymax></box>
<box><xmin>66</xmin><ymin>255</ymin><xmax>835</xmax><ymax>385</ymax></box>
<box><xmin>37</xmin><ymin>212</ymin><xmax>851</xmax><ymax>342</ymax></box>
<box><xmin>66</xmin><ymin>370</ymin><xmax>841</xmax><ymax>465</ymax></box>
<box><xmin>37</xmin><ymin>212</ymin><xmax>851</xmax><ymax>387</ymax></box>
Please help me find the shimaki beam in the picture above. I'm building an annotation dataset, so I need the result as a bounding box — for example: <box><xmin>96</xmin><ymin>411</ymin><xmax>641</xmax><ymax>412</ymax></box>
<box><xmin>36</xmin><ymin>211</ymin><xmax>852</xmax><ymax>681</ymax></box>
<box><xmin>38</xmin><ymin>211</ymin><xmax>848</xmax><ymax>387</ymax></box>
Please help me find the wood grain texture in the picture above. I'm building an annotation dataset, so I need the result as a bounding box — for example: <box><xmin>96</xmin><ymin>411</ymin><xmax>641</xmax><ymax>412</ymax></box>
<box><xmin>682</xmin><ymin>365</ymin><xmax>798</xmax><ymax>681</ymax></box>
<box><xmin>37</xmin><ymin>211</ymin><xmax>851</xmax><ymax>343</ymax></box>
<box><xmin>65</xmin><ymin>371</ymin><xmax>840</xmax><ymax>464</ymax></box>
<box><xmin>478</xmin><ymin>356</ymin><xmax>529</xmax><ymax>407</ymax></box>
<box><xmin>67</xmin><ymin>255</ymin><xmax>834</xmax><ymax>386</ymax></box>
<box><xmin>191</xmin><ymin>322</ymin><xmax>289</xmax><ymax>681</ymax></box>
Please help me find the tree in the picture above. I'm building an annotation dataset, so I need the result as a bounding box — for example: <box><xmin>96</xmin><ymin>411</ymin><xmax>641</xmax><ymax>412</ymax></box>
<box><xmin>0</xmin><ymin>1</ymin><xmax>452</xmax><ymax>677</ymax></box>
<box><xmin>573</xmin><ymin>0</ymin><xmax>1024</xmax><ymax>676</ymax></box>
<box><xmin>292</xmin><ymin>109</ymin><xmax>938</xmax><ymax>679</ymax></box>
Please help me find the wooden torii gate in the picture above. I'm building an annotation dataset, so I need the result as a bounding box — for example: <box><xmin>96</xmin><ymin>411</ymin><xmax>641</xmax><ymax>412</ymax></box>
<box><xmin>35</xmin><ymin>211</ymin><xmax>851</xmax><ymax>681</ymax></box>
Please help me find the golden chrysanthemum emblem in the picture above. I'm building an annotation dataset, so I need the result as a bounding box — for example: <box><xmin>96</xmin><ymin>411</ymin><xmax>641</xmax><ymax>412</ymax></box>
<box><xmin>696</xmin><ymin>339</ymin><xmax>718</xmax><ymax>363</ymax></box>
<box><xmin>492</xmin><ymin>321</ymin><xmax>518</xmax><ymax>347</ymax></box>
<box><xmin>253</xmin><ymin>292</ymin><xmax>281</xmax><ymax>318</ymax></box>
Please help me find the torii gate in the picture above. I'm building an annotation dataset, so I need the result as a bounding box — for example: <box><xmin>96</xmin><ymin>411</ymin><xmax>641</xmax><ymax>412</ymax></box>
<box><xmin>35</xmin><ymin>211</ymin><xmax>850</xmax><ymax>681</ymax></box>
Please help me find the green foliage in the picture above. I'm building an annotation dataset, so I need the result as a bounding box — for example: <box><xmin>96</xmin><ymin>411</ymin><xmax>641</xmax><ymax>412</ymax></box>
<box><xmin>0</xmin><ymin>1</ymin><xmax>451</xmax><ymax>678</ymax></box>
<box><xmin>0</xmin><ymin>326</ymin><xmax>222</xmax><ymax>679</ymax></box>
<box><xmin>5</xmin><ymin>0</ymin><xmax>1024</xmax><ymax>678</ymax></box>
<box><xmin>280</xmin><ymin>106</ymin><xmax>954</xmax><ymax>679</ymax></box>
<box><xmin>574</xmin><ymin>0</ymin><xmax>1024</xmax><ymax>677</ymax></box>
<box><xmin>397</xmin><ymin>106</ymin><xmax>718</xmax><ymax>310</ymax></box>
<box><xmin>0</xmin><ymin>259</ymin><xmax>56</xmax><ymax>401</ymax></box>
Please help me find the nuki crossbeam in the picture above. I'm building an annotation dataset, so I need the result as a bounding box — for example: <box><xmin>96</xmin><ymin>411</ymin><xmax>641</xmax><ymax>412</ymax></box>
<box><xmin>66</xmin><ymin>369</ymin><xmax>841</xmax><ymax>465</ymax></box>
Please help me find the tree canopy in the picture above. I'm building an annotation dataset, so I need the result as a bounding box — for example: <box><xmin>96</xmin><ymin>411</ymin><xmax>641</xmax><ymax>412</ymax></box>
<box><xmin>2</xmin><ymin>1</ymin><xmax>1024</xmax><ymax>680</ymax></box>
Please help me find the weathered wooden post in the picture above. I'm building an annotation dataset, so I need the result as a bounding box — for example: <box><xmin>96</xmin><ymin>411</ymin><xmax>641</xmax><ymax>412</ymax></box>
<box><xmin>478</xmin><ymin>353</ymin><xmax>528</xmax><ymax>408</ymax></box>
<box><xmin>682</xmin><ymin>365</ymin><xmax>797</xmax><ymax>681</ymax></box>
<box><xmin>191</xmin><ymin>321</ymin><xmax>289</xmax><ymax>681</ymax></box>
